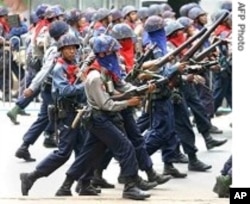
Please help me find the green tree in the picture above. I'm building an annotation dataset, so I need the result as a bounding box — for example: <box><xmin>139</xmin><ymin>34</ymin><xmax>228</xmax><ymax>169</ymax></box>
<box><xmin>168</xmin><ymin>0</ymin><xmax>201</xmax><ymax>17</ymax></box>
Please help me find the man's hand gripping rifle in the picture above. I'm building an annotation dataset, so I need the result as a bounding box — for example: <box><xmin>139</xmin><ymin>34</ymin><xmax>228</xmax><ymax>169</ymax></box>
<box><xmin>111</xmin><ymin>70</ymin><xmax>179</xmax><ymax>101</ymax></box>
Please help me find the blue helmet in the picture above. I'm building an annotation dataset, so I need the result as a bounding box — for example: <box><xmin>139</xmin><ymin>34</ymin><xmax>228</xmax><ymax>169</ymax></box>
<box><xmin>160</xmin><ymin>3</ymin><xmax>173</xmax><ymax>11</ymax></box>
<box><xmin>220</xmin><ymin>1</ymin><xmax>232</xmax><ymax>12</ymax></box>
<box><xmin>144</xmin><ymin>15</ymin><xmax>165</xmax><ymax>33</ymax></box>
<box><xmin>177</xmin><ymin>16</ymin><xmax>193</xmax><ymax>29</ymax></box>
<box><xmin>0</xmin><ymin>6</ymin><xmax>8</xmax><ymax>16</ymax></box>
<box><xmin>179</xmin><ymin>3</ymin><xmax>200</xmax><ymax>17</ymax></box>
<box><xmin>35</xmin><ymin>4</ymin><xmax>49</xmax><ymax>19</ymax></box>
<box><xmin>110</xmin><ymin>9</ymin><xmax>123</xmax><ymax>21</ymax></box>
<box><xmin>92</xmin><ymin>35</ymin><xmax>121</xmax><ymax>54</ymax></box>
<box><xmin>84</xmin><ymin>7</ymin><xmax>96</xmax><ymax>22</ymax></box>
<box><xmin>49</xmin><ymin>21</ymin><xmax>69</xmax><ymax>39</ymax></box>
<box><xmin>148</xmin><ymin>4</ymin><xmax>163</xmax><ymax>16</ymax></box>
<box><xmin>188</xmin><ymin>7</ymin><xmax>206</xmax><ymax>20</ymax></box>
<box><xmin>53</xmin><ymin>4</ymin><xmax>65</xmax><ymax>16</ymax></box>
<box><xmin>122</xmin><ymin>5</ymin><xmax>137</xmax><ymax>17</ymax></box>
<box><xmin>165</xmin><ymin>21</ymin><xmax>184</xmax><ymax>37</ymax></box>
<box><xmin>138</xmin><ymin>7</ymin><xmax>149</xmax><ymax>20</ymax></box>
<box><xmin>162</xmin><ymin>10</ymin><xmax>176</xmax><ymax>19</ymax></box>
<box><xmin>44</xmin><ymin>6</ymin><xmax>60</xmax><ymax>19</ymax></box>
<box><xmin>30</xmin><ymin>12</ymin><xmax>39</xmax><ymax>24</ymax></box>
<box><xmin>66</xmin><ymin>8</ymin><xmax>82</xmax><ymax>24</ymax></box>
<box><xmin>92</xmin><ymin>8</ymin><xmax>110</xmax><ymax>21</ymax></box>
<box><xmin>212</xmin><ymin>9</ymin><xmax>230</xmax><ymax>23</ymax></box>
<box><xmin>57</xmin><ymin>33</ymin><xmax>80</xmax><ymax>50</ymax></box>
<box><xmin>111</xmin><ymin>23</ymin><xmax>134</xmax><ymax>39</ymax></box>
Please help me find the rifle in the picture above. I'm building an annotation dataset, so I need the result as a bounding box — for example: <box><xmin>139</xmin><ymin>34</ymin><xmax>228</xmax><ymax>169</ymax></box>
<box><xmin>125</xmin><ymin>43</ymin><xmax>157</xmax><ymax>82</ymax></box>
<box><xmin>213</xmin><ymin>36</ymin><xmax>232</xmax><ymax>44</ymax></box>
<box><xmin>74</xmin><ymin>52</ymin><xmax>96</xmax><ymax>85</ymax></box>
<box><xmin>192</xmin><ymin>39</ymin><xmax>223</xmax><ymax>62</ymax></box>
<box><xmin>184</xmin><ymin>60</ymin><xmax>219</xmax><ymax>75</ymax></box>
<box><xmin>81</xmin><ymin>21</ymin><xmax>96</xmax><ymax>47</ymax></box>
<box><xmin>111</xmin><ymin>70</ymin><xmax>178</xmax><ymax>101</ymax></box>
<box><xmin>153</xmin><ymin>27</ymin><xmax>207</xmax><ymax>69</ymax></box>
<box><xmin>180</xmin><ymin>11</ymin><xmax>229</xmax><ymax>62</ymax></box>
<box><xmin>104</xmin><ymin>23</ymin><xmax>113</xmax><ymax>35</ymax></box>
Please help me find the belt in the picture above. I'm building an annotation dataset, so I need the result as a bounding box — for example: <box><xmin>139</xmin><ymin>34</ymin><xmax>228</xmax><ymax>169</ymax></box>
<box><xmin>92</xmin><ymin>109</ymin><xmax>119</xmax><ymax>117</ymax></box>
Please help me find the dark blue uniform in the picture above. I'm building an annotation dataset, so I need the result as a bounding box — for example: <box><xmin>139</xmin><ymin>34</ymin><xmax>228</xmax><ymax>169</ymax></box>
<box><xmin>15</xmin><ymin>46</ymin><xmax>59</xmax><ymax>161</ymax></box>
<box><xmin>213</xmin><ymin>31</ymin><xmax>232</xmax><ymax>113</ymax></box>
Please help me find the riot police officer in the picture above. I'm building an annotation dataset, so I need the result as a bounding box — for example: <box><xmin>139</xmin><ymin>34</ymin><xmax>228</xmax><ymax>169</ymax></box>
<box><xmin>92</xmin><ymin>23</ymin><xmax>172</xmax><ymax>189</ymax></box>
<box><xmin>15</xmin><ymin>21</ymin><xmax>69</xmax><ymax>162</ymax></box>
<box><xmin>136</xmin><ymin>15</ymin><xmax>188</xmax><ymax>177</ymax></box>
<box><xmin>20</xmin><ymin>32</ymin><xmax>86</xmax><ymax>196</ymax></box>
<box><xmin>92</xmin><ymin>8</ymin><xmax>111</xmax><ymax>36</ymax></box>
<box><xmin>212</xmin><ymin>9</ymin><xmax>232</xmax><ymax>115</ymax></box>
<box><xmin>55</xmin><ymin>35</ymin><xmax>151</xmax><ymax>200</ymax></box>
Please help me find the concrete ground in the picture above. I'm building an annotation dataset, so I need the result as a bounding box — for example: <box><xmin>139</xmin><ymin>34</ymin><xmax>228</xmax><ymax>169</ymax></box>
<box><xmin>0</xmin><ymin>102</ymin><xmax>231</xmax><ymax>204</ymax></box>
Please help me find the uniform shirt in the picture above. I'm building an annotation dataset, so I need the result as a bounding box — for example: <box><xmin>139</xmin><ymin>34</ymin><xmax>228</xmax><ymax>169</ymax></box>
<box><xmin>85</xmin><ymin>69</ymin><xmax>129</xmax><ymax>111</ymax></box>
<box><xmin>52</xmin><ymin>59</ymin><xmax>85</xmax><ymax>101</ymax></box>
<box><xmin>28</xmin><ymin>45</ymin><xmax>59</xmax><ymax>92</ymax></box>
<box><xmin>152</xmin><ymin>45</ymin><xmax>178</xmax><ymax>78</ymax></box>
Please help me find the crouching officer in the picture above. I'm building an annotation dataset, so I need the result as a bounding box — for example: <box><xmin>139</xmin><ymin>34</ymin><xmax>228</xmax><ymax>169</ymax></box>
<box><xmin>20</xmin><ymin>33</ymin><xmax>87</xmax><ymax>196</ymax></box>
<box><xmin>55</xmin><ymin>35</ymin><xmax>150</xmax><ymax>200</ymax></box>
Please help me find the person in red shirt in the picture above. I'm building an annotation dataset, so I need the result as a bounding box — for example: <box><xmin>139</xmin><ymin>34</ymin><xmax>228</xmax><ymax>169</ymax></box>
<box><xmin>111</xmin><ymin>23</ymin><xmax>135</xmax><ymax>74</ymax></box>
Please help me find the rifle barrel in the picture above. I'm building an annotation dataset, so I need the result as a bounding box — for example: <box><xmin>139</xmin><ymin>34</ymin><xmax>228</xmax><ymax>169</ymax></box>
<box><xmin>180</xmin><ymin>11</ymin><xmax>229</xmax><ymax>62</ymax></box>
<box><xmin>154</xmin><ymin>27</ymin><xmax>207</xmax><ymax>68</ymax></box>
<box><xmin>193</xmin><ymin>40</ymin><xmax>222</xmax><ymax>62</ymax></box>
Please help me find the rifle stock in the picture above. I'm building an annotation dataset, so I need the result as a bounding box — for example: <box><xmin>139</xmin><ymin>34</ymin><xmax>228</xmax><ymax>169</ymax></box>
<box><xmin>71</xmin><ymin>106</ymin><xmax>91</xmax><ymax>129</ymax></box>
<box><xmin>180</xmin><ymin>11</ymin><xmax>229</xmax><ymax>62</ymax></box>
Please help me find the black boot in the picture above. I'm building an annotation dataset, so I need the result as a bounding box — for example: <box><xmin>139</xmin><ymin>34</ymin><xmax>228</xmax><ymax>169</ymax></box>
<box><xmin>188</xmin><ymin>154</ymin><xmax>212</xmax><ymax>172</ymax></box>
<box><xmin>91</xmin><ymin>169</ymin><xmax>115</xmax><ymax>188</ymax></box>
<box><xmin>20</xmin><ymin>171</ymin><xmax>42</xmax><ymax>195</ymax></box>
<box><xmin>55</xmin><ymin>176</ymin><xmax>74</xmax><ymax>196</ymax></box>
<box><xmin>146</xmin><ymin>167</ymin><xmax>172</xmax><ymax>184</ymax></box>
<box><xmin>163</xmin><ymin>163</ymin><xmax>187</xmax><ymax>178</ymax></box>
<box><xmin>118</xmin><ymin>173</ymin><xmax>126</xmax><ymax>184</ymax></box>
<box><xmin>136</xmin><ymin>176</ymin><xmax>158</xmax><ymax>190</ymax></box>
<box><xmin>203</xmin><ymin>132</ymin><xmax>227</xmax><ymax>150</ymax></box>
<box><xmin>172</xmin><ymin>152</ymin><xmax>189</xmax><ymax>164</ymax></box>
<box><xmin>15</xmin><ymin>143</ymin><xmax>36</xmax><ymax>162</ymax></box>
<box><xmin>78</xmin><ymin>180</ymin><xmax>101</xmax><ymax>196</ymax></box>
<box><xmin>209</xmin><ymin>125</ymin><xmax>223</xmax><ymax>134</ymax></box>
<box><xmin>123</xmin><ymin>176</ymin><xmax>151</xmax><ymax>200</ymax></box>
<box><xmin>76</xmin><ymin>180</ymin><xmax>101</xmax><ymax>194</ymax></box>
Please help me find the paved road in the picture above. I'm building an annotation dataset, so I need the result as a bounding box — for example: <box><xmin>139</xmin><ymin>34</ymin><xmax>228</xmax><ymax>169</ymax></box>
<box><xmin>0</xmin><ymin>102</ymin><xmax>231</xmax><ymax>203</ymax></box>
